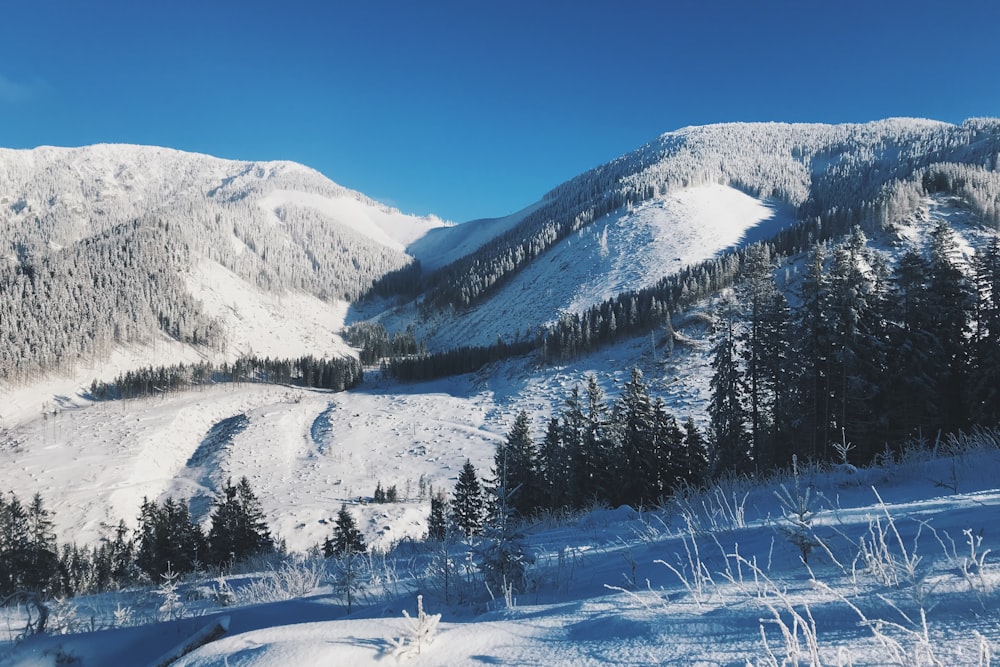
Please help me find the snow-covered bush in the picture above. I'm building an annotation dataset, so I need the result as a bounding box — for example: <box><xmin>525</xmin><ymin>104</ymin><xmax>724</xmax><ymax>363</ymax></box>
<box><xmin>773</xmin><ymin>456</ymin><xmax>820</xmax><ymax>564</ymax></box>
<box><xmin>239</xmin><ymin>557</ymin><xmax>326</xmax><ymax>605</ymax></box>
<box><xmin>387</xmin><ymin>594</ymin><xmax>441</xmax><ymax>659</ymax></box>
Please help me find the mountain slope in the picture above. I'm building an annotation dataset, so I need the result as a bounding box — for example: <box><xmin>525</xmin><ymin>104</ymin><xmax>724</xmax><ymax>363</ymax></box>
<box><xmin>0</xmin><ymin>144</ymin><xmax>446</xmax><ymax>384</ymax></box>
<box><xmin>415</xmin><ymin>118</ymin><xmax>1000</xmax><ymax>316</ymax></box>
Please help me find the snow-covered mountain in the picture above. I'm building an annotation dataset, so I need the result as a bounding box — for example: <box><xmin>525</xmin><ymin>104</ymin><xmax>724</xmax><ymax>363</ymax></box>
<box><xmin>3</xmin><ymin>118</ymin><xmax>1000</xmax><ymax>665</ymax></box>
<box><xmin>0</xmin><ymin>144</ymin><xmax>446</xmax><ymax>388</ymax></box>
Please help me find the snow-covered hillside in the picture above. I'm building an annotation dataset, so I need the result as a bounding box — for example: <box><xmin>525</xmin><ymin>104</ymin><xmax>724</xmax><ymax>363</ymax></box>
<box><xmin>388</xmin><ymin>183</ymin><xmax>797</xmax><ymax>351</ymax></box>
<box><xmin>3</xmin><ymin>119</ymin><xmax>1000</xmax><ymax>665</ymax></box>
<box><xmin>0</xmin><ymin>144</ymin><xmax>445</xmax><ymax>386</ymax></box>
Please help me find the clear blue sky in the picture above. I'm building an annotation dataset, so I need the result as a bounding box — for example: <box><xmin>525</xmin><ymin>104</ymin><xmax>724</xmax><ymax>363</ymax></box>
<box><xmin>1</xmin><ymin>1</ymin><xmax>998</xmax><ymax>222</ymax></box>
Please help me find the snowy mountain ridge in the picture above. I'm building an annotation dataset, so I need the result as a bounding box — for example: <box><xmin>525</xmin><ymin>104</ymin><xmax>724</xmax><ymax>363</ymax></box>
<box><xmin>3</xmin><ymin>118</ymin><xmax>1000</xmax><ymax>665</ymax></box>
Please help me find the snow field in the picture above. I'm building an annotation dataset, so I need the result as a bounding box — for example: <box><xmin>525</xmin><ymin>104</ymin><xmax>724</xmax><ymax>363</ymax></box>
<box><xmin>0</xmin><ymin>381</ymin><xmax>507</xmax><ymax>554</ymax></box>
<box><xmin>5</xmin><ymin>435</ymin><xmax>1000</xmax><ymax>665</ymax></box>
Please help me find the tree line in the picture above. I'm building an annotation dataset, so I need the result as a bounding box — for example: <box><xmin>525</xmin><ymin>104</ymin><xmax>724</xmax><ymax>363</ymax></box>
<box><xmin>437</xmin><ymin>368</ymin><xmax>709</xmax><ymax>537</ymax></box>
<box><xmin>709</xmin><ymin>225</ymin><xmax>1000</xmax><ymax>472</ymax></box>
<box><xmin>89</xmin><ymin>354</ymin><xmax>363</xmax><ymax>400</ymax></box>
<box><xmin>0</xmin><ymin>478</ymin><xmax>274</xmax><ymax>601</ymax></box>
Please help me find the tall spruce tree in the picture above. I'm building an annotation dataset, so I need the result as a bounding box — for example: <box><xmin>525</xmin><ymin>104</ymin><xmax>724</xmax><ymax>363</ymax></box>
<box><xmin>427</xmin><ymin>491</ymin><xmax>449</xmax><ymax>542</ymax></box>
<box><xmin>451</xmin><ymin>460</ymin><xmax>485</xmax><ymax>538</ymax></box>
<box><xmin>207</xmin><ymin>477</ymin><xmax>274</xmax><ymax>567</ymax></box>
<box><xmin>926</xmin><ymin>220</ymin><xmax>975</xmax><ymax>431</ymax></box>
<box><xmin>538</xmin><ymin>416</ymin><xmax>569</xmax><ymax>511</ymax></box>
<box><xmin>709</xmin><ymin>297</ymin><xmax>749</xmax><ymax>475</ymax></box>
<box><xmin>613</xmin><ymin>368</ymin><xmax>657</xmax><ymax>505</ymax></box>
<box><xmin>736</xmin><ymin>245</ymin><xmax>791</xmax><ymax>469</ymax></box>
<box><xmin>792</xmin><ymin>244</ymin><xmax>834</xmax><ymax>461</ymax></box>
<box><xmin>24</xmin><ymin>493</ymin><xmax>59</xmax><ymax>595</ymax></box>
<box><xmin>324</xmin><ymin>505</ymin><xmax>367</xmax><ymax>557</ymax></box>
<box><xmin>494</xmin><ymin>411</ymin><xmax>539</xmax><ymax>517</ymax></box>
<box><xmin>970</xmin><ymin>239</ymin><xmax>1000</xmax><ymax>424</ymax></box>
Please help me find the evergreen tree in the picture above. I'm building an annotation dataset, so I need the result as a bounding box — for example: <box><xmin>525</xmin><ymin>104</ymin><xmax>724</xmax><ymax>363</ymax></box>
<box><xmin>736</xmin><ymin>245</ymin><xmax>792</xmax><ymax>469</ymax></box>
<box><xmin>207</xmin><ymin>477</ymin><xmax>274</xmax><ymax>567</ymax></box>
<box><xmin>825</xmin><ymin>231</ymin><xmax>888</xmax><ymax>461</ymax></box>
<box><xmin>427</xmin><ymin>491</ymin><xmax>449</xmax><ymax>542</ymax></box>
<box><xmin>23</xmin><ymin>493</ymin><xmax>59</xmax><ymax>595</ymax></box>
<box><xmin>537</xmin><ymin>417</ymin><xmax>569</xmax><ymax>511</ymax></box>
<box><xmin>0</xmin><ymin>492</ymin><xmax>31</xmax><ymax>597</ymax></box>
<box><xmin>970</xmin><ymin>238</ymin><xmax>1000</xmax><ymax>424</ymax></box>
<box><xmin>476</xmin><ymin>477</ymin><xmax>533</xmax><ymax>595</ymax></box>
<box><xmin>494</xmin><ymin>411</ymin><xmax>538</xmax><ymax>517</ymax></box>
<box><xmin>451</xmin><ymin>461</ymin><xmax>485</xmax><ymax>538</ymax></box>
<box><xmin>709</xmin><ymin>298</ymin><xmax>749</xmax><ymax>475</ymax></box>
<box><xmin>792</xmin><ymin>243</ymin><xmax>834</xmax><ymax>461</ymax></box>
<box><xmin>681</xmin><ymin>417</ymin><xmax>710</xmax><ymax>489</ymax></box>
<box><xmin>613</xmin><ymin>368</ymin><xmax>657</xmax><ymax>505</ymax></box>
<box><xmin>560</xmin><ymin>387</ymin><xmax>588</xmax><ymax>508</ymax></box>
<box><xmin>135</xmin><ymin>496</ymin><xmax>206</xmax><ymax>579</ymax></box>
<box><xmin>582</xmin><ymin>375</ymin><xmax>616</xmax><ymax>501</ymax></box>
<box><xmin>925</xmin><ymin>220</ymin><xmax>975</xmax><ymax>431</ymax></box>
<box><xmin>884</xmin><ymin>250</ymin><xmax>940</xmax><ymax>443</ymax></box>
<box><xmin>323</xmin><ymin>504</ymin><xmax>367</xmax><ymax>557</ymax></box>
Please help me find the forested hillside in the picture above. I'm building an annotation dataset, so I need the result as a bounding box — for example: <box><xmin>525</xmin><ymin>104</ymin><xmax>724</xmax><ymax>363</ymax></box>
<box><xmin>419</xmin><ymin>119</ymin><xmax>1000</xmax><ymax>311</ymax></box>
<box><xmin>0</xmin><ymin>145</ymin><xmax>440</xmax><ymax>381</ymax></box>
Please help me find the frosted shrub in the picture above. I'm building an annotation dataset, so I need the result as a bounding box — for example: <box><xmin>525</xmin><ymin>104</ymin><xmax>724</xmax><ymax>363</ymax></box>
<box><xmin>46</xmin><ymin>598</ymin><xmax>81</xmax><ymax>636</ymax></box>
<box><xmin>774</xmin><ymin>456</ymin><xmax>819</xmax><ymax>564</ymax></box>
<box><xmin>240</xmin><ymin>557</ymin><xmax>327</xmax><ymax>605</ymax></box>
<box><xmin>112</xmin><ymin>604</ymin><xmax>134</xmax><ymax>628</ymax></box>
<box><xmin>212</xmin><ymin>576</ymin><xmax>237</xmax><ymax>607</ymax></box>
<box><xmin>157</xmin><ymin>567</ymin><xmax>184</xmax><ymax>622</ymax></box>
<box><xmin>387</xmin><ymin>595</ymin><xmax>441</xmax><ymax>659</ymax></box>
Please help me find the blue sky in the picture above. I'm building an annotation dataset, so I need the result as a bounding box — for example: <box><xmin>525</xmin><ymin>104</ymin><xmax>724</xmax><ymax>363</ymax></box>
<box><xmin>1</xmin><ymin>1</ymin><xmax>998</xmax><ymax>222</ymax></box>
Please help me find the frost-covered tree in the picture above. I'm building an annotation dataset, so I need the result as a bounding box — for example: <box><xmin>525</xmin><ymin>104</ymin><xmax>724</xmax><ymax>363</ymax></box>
<box><xmin>135</xmin><ymin>496</ymin><xmax>206</xmax><ymax>579</ymax></box>
<box><xmin>427</xmin><ymin>491</ymin><xmax>449</xmax><ymax>542</ymax></box>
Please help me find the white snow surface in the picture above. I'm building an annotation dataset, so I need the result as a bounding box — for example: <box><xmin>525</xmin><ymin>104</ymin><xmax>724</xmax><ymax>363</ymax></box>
<box><xmin>258</xmin><ymin>189</ymin><xmax>447</xmax><ymax>252</ymax></box>
<box><xmin>407</xmin><ymin>200</ymin><xmax>544</xmax><ymax>271</ymax></box>
<box><xmin>5</xmin><ymin>435</ymin><xmax>1000</xmax><ymax>666</ymax></box>
<box><xmin>387</xmin><ymin>184</ymin><xmax>796</xmax><ymax>351</ymax></box>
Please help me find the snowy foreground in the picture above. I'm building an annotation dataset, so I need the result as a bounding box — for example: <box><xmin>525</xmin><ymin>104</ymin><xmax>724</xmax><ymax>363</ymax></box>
<box><xmin>4</xmin><ymin>430</ymin><xmax>1000</xmax><ymax>665</ymax></box>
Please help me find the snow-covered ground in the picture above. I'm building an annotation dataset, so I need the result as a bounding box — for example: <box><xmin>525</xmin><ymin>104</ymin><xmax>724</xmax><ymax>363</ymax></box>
<box><xmin>4</xmin><ymin>431</ymin><xmax>1000</xmax><ymax>666</ymax></box>
<box><xmin>382</xmin><ymin>184</ymin><xmax>797</xmax><ymax>351</ymax></box>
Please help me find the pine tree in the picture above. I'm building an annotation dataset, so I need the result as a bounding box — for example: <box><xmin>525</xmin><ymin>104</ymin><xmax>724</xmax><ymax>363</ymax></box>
<box><xmin>681</xmin><ymin>417</ymin><xmax>710</xmax><ymax>489</ymax></box>
<box><xmin>926</xmin><ymin>220</ymin><xmax>975</xmax><ymax>431</ymax></box>
<box><xmin>135</xmin><ymin>496</ymin><xmax>205</xmax><ymax>579</ymax></box>
<box><xmin>736</xmin><ymin>245</ymin><xmax>791</xmax><ymax>469</ymax></box>
<box><xmin>537</xmin><ymin>416</ymin><xmax>569</xmax><ymax>511</ymax></box>
<box><xmin>0</xmin><ymin>492</ymin><xmax>31</xmax><ymax>597</ymax></box>
<box><xmin>24</xmin><ymin>493</ymin><xmax>59</xmax><ymax>595</ymax></box>
<box><xmin>884</xmin><ymin>250</ymin><xmax>939</xmax><ymax>444</ymax></box>
<box><xmin>427</xmin><ymin>492</ymin><xmax>449</xmax><ymax>542</ymax></box>
<box><xmin>792</xmin><ymin>243</ymin><xmax>833</xmax><ymax>461</ymax></box>
<box><xmin>970</xmin><ymin>238</ymin><xmax>1000</xmax><ymax>423</ymax></box>
<box><xmin>207</xmin><ymin>477</ymin><xmax>274</xmax><ymax>567</ymax></box>
<box><xmin>494</xmin><ymin>411</ymin><xmax>538</xmax><ymax>517</ymax></box>
<box><xmin>709</xmin><ymin>297</ymin><xmax>749</xmax><ymax>475</ymax></box>
<box><xmin>323</xmin><ymin>505</ymin><xmax>367</xmax><ymax>557</ymax></box>
<box><xmin>451</xmin><ymin>461</ymin><xmax>485</xmax><ymax>538</ymax></box>
<box><xmin>613</xmin><ymin>368</ymin><xmax>657</xmax><ymax>505</ymax></box>
<box><xmin>582</xmin><ymin>375</ymin><xmax>615</xmax><ymax>501</ymax></box>
<box><xmin>476</xmin><ymin>478</ymin><xmax>532</xmax><ymax>596</ymax></box>
<box><xmin>560</xmin><ymin>387</ymin><xmax>588</xmax><ymax>508</ymax></box>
